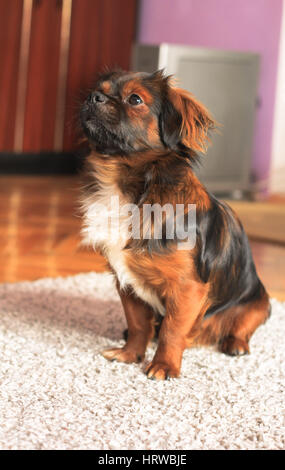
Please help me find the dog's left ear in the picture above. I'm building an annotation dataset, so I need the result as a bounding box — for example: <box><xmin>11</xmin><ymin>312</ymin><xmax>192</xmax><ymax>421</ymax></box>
<box><xmin>160</xmin><ymin>84</ymin><xmax>216</xmax><ymax>154</ymax></box>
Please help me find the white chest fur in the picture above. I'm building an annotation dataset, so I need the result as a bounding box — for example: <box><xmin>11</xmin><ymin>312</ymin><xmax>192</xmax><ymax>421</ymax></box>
<box><xmin>81</xmin><ymin>183</ymin><xmax>165</xmax><ymax>315</ymax></box>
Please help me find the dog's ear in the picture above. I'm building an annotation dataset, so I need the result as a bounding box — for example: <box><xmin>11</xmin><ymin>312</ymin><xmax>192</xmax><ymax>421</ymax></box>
<box><xmin>160</xmin><ymin>85</ymin><xmax>216</xmax><ymax>154</ymax></box>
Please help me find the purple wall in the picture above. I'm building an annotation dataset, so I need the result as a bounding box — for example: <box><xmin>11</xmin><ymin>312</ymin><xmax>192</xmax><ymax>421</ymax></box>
<box><xmin>137</xmin><ymin>0</ymin><xmax>283</xmax><ymax>185</ymax></box>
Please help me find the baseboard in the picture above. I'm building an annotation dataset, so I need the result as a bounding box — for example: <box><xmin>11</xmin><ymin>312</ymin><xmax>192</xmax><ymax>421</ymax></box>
<box><xmin>0</xmin><ymin>151</ymin><xmax>85</xmax><ymax>175</ymax></box>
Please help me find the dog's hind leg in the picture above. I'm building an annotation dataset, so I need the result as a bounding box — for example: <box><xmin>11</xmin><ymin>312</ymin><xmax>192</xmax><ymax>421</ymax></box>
<box><xmin>195</xmin><ymin>290</ymin><xmax>271</xmax><ymax>356</ymax></box>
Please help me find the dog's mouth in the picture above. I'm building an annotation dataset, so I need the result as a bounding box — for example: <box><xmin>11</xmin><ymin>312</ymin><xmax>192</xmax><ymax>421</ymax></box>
<box><xmin>80</xmin><ymin>105</ymin><xmax>96</xmax><ymax>128</ymax></box>
<box><xmin>83</xmin><ymin>118</ymin><xmax>96</xmax><ymax>132</ymax></box>
<box><xmin>80</xmin><ymin>99</ymin><xmax>152</xmax><ymax>155</ymax></box>
<box><xmin>80</xmin><ymin>106</ymin><xmax>106</xmax><ymax>141</ymax></box>
<box><xmin>81</xmin><ymin>103</ymin><xmax>117</xmax><ymax>134</ymax></box>
<box><xmin>80</xmin><ymin>107</ymin><xmax>126</xmax><ymax>154</ymax></box>
<box><xmin>81</xmin><ymin>118</ymin><xmax>108</xmax><ymax>144</ymax></box>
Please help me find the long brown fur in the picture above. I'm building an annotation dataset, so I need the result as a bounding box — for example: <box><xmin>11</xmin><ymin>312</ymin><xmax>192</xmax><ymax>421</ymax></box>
<box><xmin>80</xmin><ymin>69</ymin><xmax>270</xmax><ymax>380</ymax></box>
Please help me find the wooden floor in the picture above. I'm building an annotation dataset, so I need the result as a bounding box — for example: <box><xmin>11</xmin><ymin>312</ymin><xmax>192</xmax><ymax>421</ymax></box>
<box><xmin>0</xmin><ymin>175</ymin><xmax>284</xmax><ymax>301</ymax></box>
<box><xmin>225</xmin><ymin>199</ymin><xmax>285</xmax><ymax>245</ymax></box>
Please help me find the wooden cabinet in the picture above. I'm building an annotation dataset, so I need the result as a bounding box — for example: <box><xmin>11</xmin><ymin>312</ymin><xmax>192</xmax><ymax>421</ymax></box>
<box><xmin>0</xmin><ymin>0</ymin><xmax>23</xmax><ymax>151</ymax></box>
<box><xmin>24</xmin><ymin>0</ymin><xmax>63</xmax><ymax>152</ymax></box>
<box><xmin>0</xmin><ymin>0</ymin><xmax>137</xmax><ymax>154</ymax></box>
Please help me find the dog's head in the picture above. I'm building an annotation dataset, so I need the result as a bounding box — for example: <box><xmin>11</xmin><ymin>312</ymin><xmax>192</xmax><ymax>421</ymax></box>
<box><xmin>80</xmin><ymin>69</ymin><xmax>215</xmax><ymax>157</ymax></box>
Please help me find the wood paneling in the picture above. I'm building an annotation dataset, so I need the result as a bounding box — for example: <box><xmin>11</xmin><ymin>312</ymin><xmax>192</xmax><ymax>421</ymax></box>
<box><xmin>0</xmin><ymin>0</ymin><xmax>23</xmax><ymax>150</ymax></box>
<box><xmin>0</xmin><ymin>0</ymin><xmax>137</xmax><ymax>153</ymax></box>
<box><xmin>23</xmin><ymin>0</ymin><xmax>62</xmax><ymax>151</ymax></box>
<box><xmin>63</xmin><ymin>0</ymin><xmax>137</xmax><ymax>150</ymax></box>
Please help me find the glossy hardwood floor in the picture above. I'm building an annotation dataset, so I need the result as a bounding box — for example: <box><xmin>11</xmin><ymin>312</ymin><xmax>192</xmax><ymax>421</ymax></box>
<box><xmin>0</xmin><ymin>175</ymin><xmax>284</xmax><ymax>301</ymax></box>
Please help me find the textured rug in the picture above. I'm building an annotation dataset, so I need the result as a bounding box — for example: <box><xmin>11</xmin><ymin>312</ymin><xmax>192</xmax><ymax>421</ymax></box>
<box><xmin>0</xmin><ymin>272</ymin><xmax>284</xmax><ymax>450</ymax></box>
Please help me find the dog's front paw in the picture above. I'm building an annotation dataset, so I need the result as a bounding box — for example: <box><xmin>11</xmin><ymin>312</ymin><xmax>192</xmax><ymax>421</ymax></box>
<box><xmin>144</xmin><ymin>361</ymin><xmax>180</xmax><ymax>380</ymax></box>
<box><xmin>101</xmin><ymin>347</ymin><xmax>144</xmax><ymax>364</ymax></box>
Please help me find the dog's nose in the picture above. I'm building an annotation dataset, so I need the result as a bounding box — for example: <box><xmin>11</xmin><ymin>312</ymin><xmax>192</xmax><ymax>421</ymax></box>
<box><xmin>88</xmin><ymin>91</ymin><xmax>106</xmax><ymax>104</ymax></box>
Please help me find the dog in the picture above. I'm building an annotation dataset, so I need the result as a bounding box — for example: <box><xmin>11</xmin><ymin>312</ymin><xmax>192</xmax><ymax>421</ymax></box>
<box><xmin>80</xmin><ymin>69</ymin><xmax>270</xmax><ymax>380</ymax></box>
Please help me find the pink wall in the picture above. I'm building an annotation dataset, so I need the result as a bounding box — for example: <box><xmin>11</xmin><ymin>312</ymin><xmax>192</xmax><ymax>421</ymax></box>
<box><xmin>137</xmin><ymin>0</ymin><xmax>283</xmax><ymax>185</ymax></box>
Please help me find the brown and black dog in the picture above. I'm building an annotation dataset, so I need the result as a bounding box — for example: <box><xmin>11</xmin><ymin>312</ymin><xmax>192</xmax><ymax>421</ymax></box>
<box><xmin>80</xmin><ymin>69</ymin><xmax>270</xmax><ymax>380</ymax></box>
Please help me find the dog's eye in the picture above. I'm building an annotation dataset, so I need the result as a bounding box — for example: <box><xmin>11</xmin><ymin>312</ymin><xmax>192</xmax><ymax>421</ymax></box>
<box><xmin>127</xmin><ymin>94</ymin><xmax>143</xmax><ymax>106</ymax></box>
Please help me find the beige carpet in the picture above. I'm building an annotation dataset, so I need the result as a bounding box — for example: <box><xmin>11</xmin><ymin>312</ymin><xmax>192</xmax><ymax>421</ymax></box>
<box><xmin>0</xmin><ymin>272</ymin><xmax>284</xmax><ymax>450</ymax></box>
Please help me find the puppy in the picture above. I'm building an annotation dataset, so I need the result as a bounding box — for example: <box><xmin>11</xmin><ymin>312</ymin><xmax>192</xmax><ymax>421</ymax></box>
<box><xmin>80</xmin><ymin>69</ymin><xmax>270</xmax><ymax>380</ymax></box>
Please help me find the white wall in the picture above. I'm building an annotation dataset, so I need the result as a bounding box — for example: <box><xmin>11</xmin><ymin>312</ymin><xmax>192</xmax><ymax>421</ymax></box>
<box><xmin>271</xmin><ymin>0</ymin><xmax>285</xmax><ymax>193</ymax></box>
